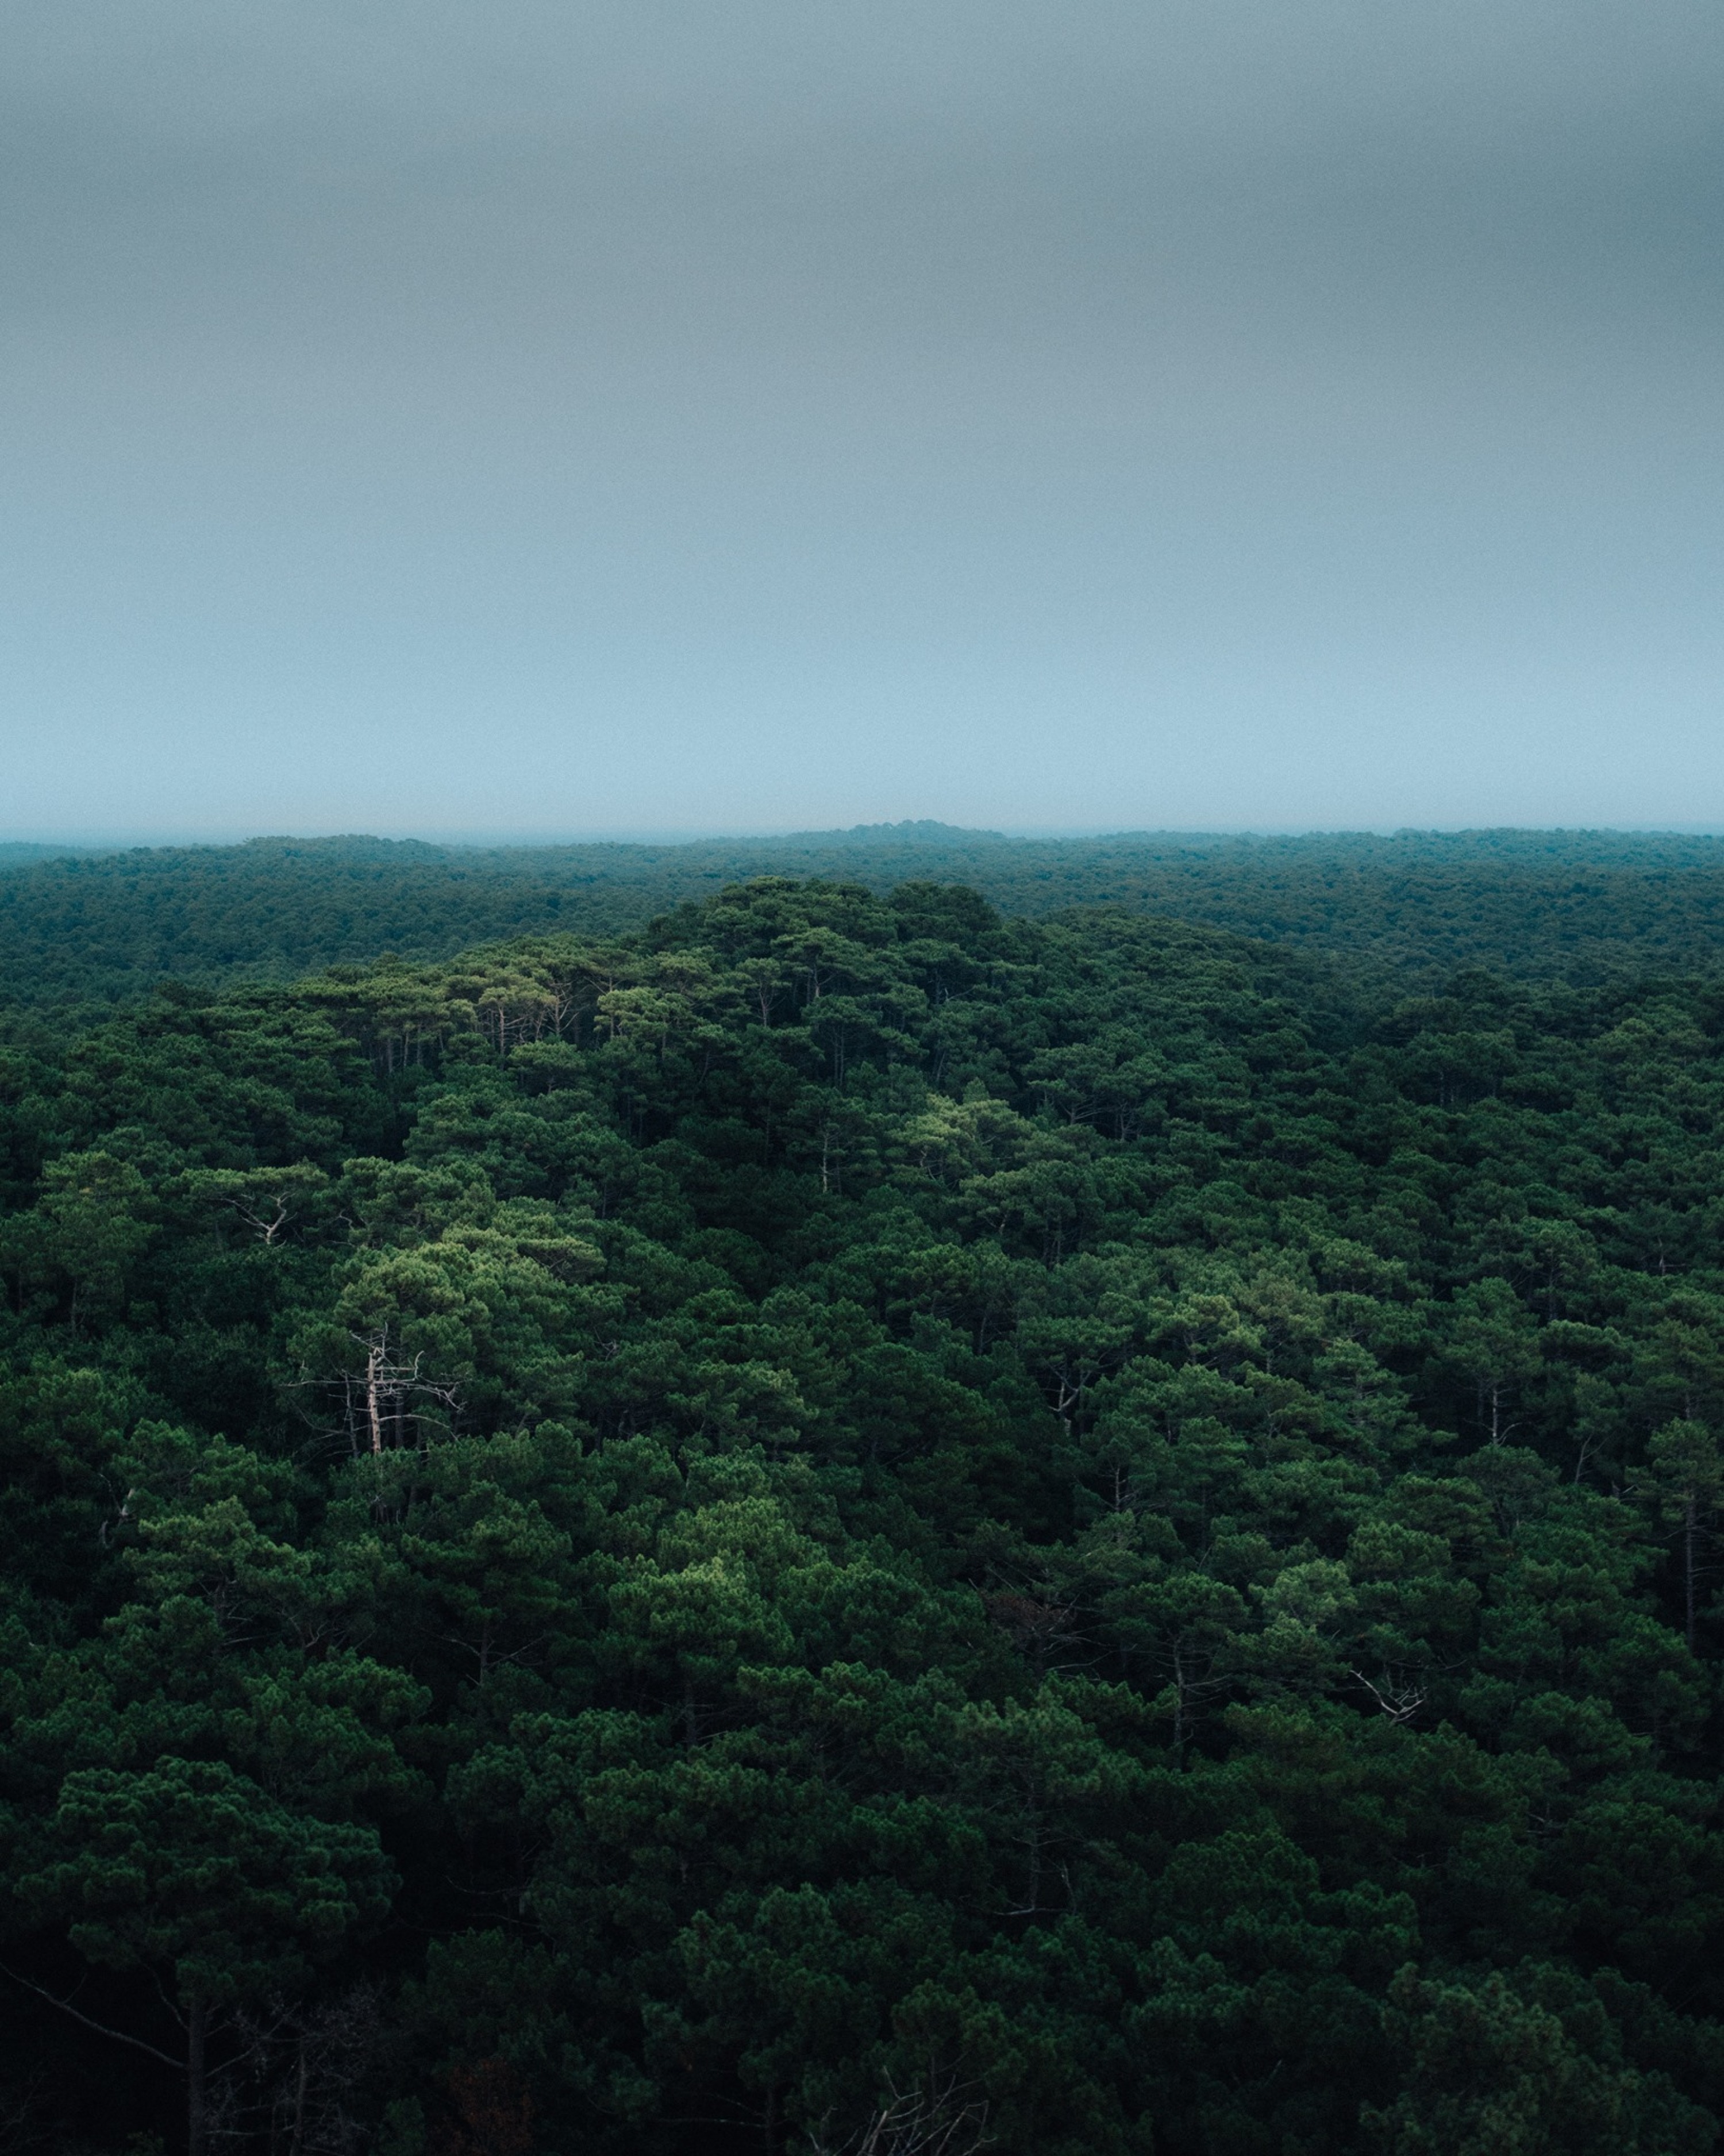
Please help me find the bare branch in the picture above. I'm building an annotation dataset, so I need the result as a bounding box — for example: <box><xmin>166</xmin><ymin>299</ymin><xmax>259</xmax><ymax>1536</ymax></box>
<box><xmin>807</xmin><ymin>2071</ymin><xmax>992</xmax><ymax>2156</ymax></box>
<box><xmin>0</xmin><ymin>1963</ymin><xmax>183</xmax><ymax>2072</ymax></box>
<box><xmin>1350</xmin><ymin>1669</ymin><xmax>1427</xmax><ymax>1724</ymax></box>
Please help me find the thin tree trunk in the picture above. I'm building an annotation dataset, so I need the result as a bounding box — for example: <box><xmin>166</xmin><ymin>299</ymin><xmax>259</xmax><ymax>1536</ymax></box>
<box><xmin>1686</xmin><ymin>1493</ymin><xmax>1698</xmax><ymax>1650</ymax></box>
<box><xmin>186</xmin><ymin>1996</ymin><xmax>208</xmax><ymax>2156</ymax></box>
<box><xmin>367</xmin><ymin>1342</ymin><xmax>384</xmax><ymax>1455</ymax></box>
<box><xmin>1023</xmin><ymin>1806</ymin><xmax>1041</xmax><ymax>1914</ymax></box>
<box><xmin>1171</xmin><ymin>1644</ymin><xmax>1187</xmax><ymax>1764</ymax></box>
<box><xmin>289</xmin><ymin>2033</ymin><xmax>309</xmax><ymax>2156</ymax></box>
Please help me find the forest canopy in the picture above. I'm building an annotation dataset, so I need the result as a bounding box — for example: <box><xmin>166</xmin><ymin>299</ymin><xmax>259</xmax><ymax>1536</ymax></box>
<box><xmin>3</xmin><ymin>868</ymin><xmax>1724</xmax><ymax>2152</ymax></box>
<box><xmin>13</xmin><ymin>825</ymin><xmax>1724</xmax><ymax>1004</ymax></box>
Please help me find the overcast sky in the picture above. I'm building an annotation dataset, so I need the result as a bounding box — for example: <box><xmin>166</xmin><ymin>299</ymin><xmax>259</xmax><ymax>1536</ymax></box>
<box><xmin>5</xmin><ymin>1</ymin><xmax>1723</xmax><ymax>837</ymax></box>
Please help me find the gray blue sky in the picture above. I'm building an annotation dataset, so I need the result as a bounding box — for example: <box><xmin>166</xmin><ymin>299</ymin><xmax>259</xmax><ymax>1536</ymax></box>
<box><xmin>5</xmin><ymin>1</ymin><xmax>1723</xmax><ymax>838</ymax></box>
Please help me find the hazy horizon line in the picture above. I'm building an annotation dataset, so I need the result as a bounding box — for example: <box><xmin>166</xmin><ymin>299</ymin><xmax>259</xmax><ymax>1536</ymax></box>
<box><xmin>7</xmin><ymin>820</ymin><xmax>1724</xmax><ymax>852</ymax></box>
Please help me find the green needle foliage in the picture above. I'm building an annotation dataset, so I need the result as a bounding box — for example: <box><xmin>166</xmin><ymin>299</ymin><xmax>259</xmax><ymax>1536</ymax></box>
<box><xmin>2</xmin><ymin>874</ymin><xmax>1724</xmax><ymax>2153</ymax></box>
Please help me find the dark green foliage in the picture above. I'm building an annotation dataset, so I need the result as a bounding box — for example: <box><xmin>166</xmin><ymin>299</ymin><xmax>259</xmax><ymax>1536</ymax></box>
<box><xmin>3</xmin><ymin>875</ymin><xmax>1724</xmax><ymax>2152</ymax></box>
<box><xmin>18</xmin><ymin>827</ymin><xmax>1724</xmax><ymax>1006</ymax></box>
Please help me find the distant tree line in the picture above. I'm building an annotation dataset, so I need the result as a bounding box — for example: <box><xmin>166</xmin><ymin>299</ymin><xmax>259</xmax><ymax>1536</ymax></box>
<box><xmin>11</xmin><ymin>826</ymin><xmax>1724</xmax><ymax>1005</ymax></box>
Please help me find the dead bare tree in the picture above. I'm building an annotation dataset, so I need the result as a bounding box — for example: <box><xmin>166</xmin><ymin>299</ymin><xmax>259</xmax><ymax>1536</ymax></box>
<box><xmin>332</xmin><ymin>1327</ymin><xmax>460</xmax><ymax>1455</ymax></box>
<box><xmin>206</xmin><ymin>1985</ymin><xmax>384</xmax><ymax>2154</ymax></box>
<box><xmin>807</xmin><ymin>2072</ymin><xmax>991</xmax><ymax>2156</ymax></box>
<box><xmin>1350</xmin><ymin>1667</ymin><xmax>1429</xmax><ymax>1725</ymax></box>
<box><xmin>191</xmin><ymin>1165</ymin><xmax>329</xmax><ymax>1248</ymax></box>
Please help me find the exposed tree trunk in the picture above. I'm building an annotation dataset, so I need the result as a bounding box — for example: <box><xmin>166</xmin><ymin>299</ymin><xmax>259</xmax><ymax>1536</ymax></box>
<box><xmin>187</xmin><ymin>1996</ymin><xmax>208</xmax><ymax>2156</ymax></box>
<box><xmin>1171</xmin><ymin>1643</ymin><xmax>1187</xmax><ymax>1763</ymax></box>
<box><xmin>1685</xmin><ymin>1492</ymin><xmax>1698</xmax><ymax>1650</ymax></box>
<box><xmin>367</xmin><ymin>1341</ymin><xmax>384</xmax><ymax>1455</ymax></box>
<box><xmin>288</xmin><ymin>2031</ymin><xmax>309</xmax><ymax>2156</ymax></box>
<box><xmin>683</xmin><ymin>1674</ymin><xmax>699</xmax><ymax>1750</ymax></box>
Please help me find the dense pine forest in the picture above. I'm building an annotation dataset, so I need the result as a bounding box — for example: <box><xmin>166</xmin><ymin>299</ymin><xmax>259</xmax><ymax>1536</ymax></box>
<box><xmin>15</xmin><ymin>826</ymin><xmax>1724</xmax><ymax>1004</ymax></box>
<box><xmin>5</xmin><ymin>854</ymin><xmax>1724</xmax><ymax>2153</ymax></box>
